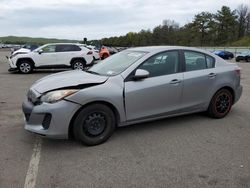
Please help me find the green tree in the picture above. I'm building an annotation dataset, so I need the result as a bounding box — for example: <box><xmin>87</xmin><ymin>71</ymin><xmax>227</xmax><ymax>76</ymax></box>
<box><xmin>214</xmin><ymin>6</ymin><xmax>238</xmax><ymax>45</ymax></box>
<box><xmin>192</xmin><ymin>12</ymin><xmax>214</xmax><ymax>46</ymax></box>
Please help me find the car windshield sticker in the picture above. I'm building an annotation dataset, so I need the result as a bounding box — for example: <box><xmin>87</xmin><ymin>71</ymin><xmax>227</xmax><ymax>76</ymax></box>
<box><xmin>107</xmin><ymin>71</ymin><xmax>115</xmax><ymax>75</ymax></box>
<box><xmin>127</xmin><ymin>52</ymin><xmax>144</xmax><ymax>57</ymax></box>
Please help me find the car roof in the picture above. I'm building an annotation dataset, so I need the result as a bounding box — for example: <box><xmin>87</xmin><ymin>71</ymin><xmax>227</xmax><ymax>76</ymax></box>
<box><xmin>44</xmin><ymin>43</ymin><xmax>82</xmax><ymax>46</ymax></box>
<box><xmin>126</xmin><ymin>46</ymin><xmax>212</xmax><ymax>54</ymax></box>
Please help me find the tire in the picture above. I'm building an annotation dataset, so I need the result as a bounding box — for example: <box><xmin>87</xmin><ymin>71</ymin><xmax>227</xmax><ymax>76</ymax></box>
<box><xmin>73</xmin><ymin>104</ymin><xmax>116</xmax><ymax>146</ymax></box>
<box><xmin>246</xmin><ymin>57</ymin><xmax>250</xmax><ymax>62</ymax></box>
<box><xmin>101</xmin><ymin>53</ymin><xmax>109</xmax><ymax>60</ymax></box>
<box><xmin>71</xmin><ymin>59</ymin><xmax>86</xmax><ymax>70</ymax></box>
<box><xmin>207</xmin><ymin>89</ymin><xmax>233</xmax><ymax>119</ymax></box>
<box><xmin>18</xmin><ymin>60</ymin><xmax>33</xmax><ymax>74</ymax></box>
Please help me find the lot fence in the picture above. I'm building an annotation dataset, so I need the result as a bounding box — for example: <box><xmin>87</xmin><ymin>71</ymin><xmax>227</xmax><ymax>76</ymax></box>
<box><xmin>200</xmin><ymin>47</ymin><xmax>250</xmax><ymax>56</ymax></box>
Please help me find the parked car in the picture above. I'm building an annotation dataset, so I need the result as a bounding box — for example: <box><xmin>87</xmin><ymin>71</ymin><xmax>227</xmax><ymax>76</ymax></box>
<box><xmin>11</xmin><ymin>44</ymin><xmax>40</xmax><ymax>56</ymax></box>
<box><xmin>99</xmin><ymin>46</ymin><xmax>110</xmax><ymax>59</ymax></box>
<box><xmin>22</xmin><ymin>46</ymin><xmax>242</xmax><ymax>145</ymax></box>
<box><xmin>10</xmin><ymin>45</ymin><xmax>21</xmax><ymax>52</ymax></box>
<box><xmin>79</xmin><ymin>44</ymin><xmax>100</xmax><ymax>60</ymax></box>
<box><xmin>106</xmin><ymin>46</ymin><xmax>119</xmax><ymax>55</ymax></box>
<box><xmin>236</xmin><ymin>51</ymin><xmax>250</xmax><ymax>62</ymax></box>
<box><xmin>7</xmin><ymin>43</ymin><xmax>94</xmax><ymax>73</ymax></box>
<box><xmin>213</xmin><ymin>50</ymin><xmax>234</xmax><ymax>59</ymax></box>
<box><xmin>12</xmin><ymin>44</ymin><xmax>39</xmax><ymax>52</ymax></box>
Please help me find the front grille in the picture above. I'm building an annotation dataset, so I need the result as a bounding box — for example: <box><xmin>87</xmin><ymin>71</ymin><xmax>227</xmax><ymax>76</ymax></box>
<box><xmin>42</xmin><ymin>114</ymin><xmax>52</xmax><ymax>129</ymax></box>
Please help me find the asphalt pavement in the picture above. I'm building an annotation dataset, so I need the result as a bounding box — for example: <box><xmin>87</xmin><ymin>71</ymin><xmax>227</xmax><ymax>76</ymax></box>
<box><xmin>0</xmin><ymin>50</ymin><xmax>249</xmax><ymax>188</ymax></box>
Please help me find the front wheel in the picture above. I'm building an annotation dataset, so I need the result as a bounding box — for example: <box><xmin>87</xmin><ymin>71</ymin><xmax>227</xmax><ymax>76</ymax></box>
<box><xmin>18</xmin><ymin>61</ymin><xmax>33</xmax><ymax>74</ymax></box>
<box><xmin>73</xmin><ymin>104</ymin><xmax>116</xmax><ymax>146</ymax></box>
<box><xmin>207</xmin><ymin>89</ymin><xmax>233</xmax><ymax>118</ymax></box>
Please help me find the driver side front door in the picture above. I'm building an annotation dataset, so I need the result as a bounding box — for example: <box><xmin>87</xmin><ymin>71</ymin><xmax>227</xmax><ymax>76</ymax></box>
<box><xmin>32</xmin><ymin>45</ymin><xmax>58</xmax><ymax>67</ymax></box>
<box><xmin>124</xmin><ymin>50</ymin><xmax>183</xmax><ymax>121</ymax></box>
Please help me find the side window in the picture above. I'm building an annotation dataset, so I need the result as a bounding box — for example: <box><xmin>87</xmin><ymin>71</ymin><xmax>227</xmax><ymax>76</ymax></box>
<box><xmin>72</xmin><ymin>45</ymin><xmax>81</xmax><ymax>51</ymax></box>
<box><xmin>56</xmin><ymin>45</ymin><xmax>81</xmax><ymax>52</ymax></box>
<box><xmin>184</xmin><ymin>51</ymin><xmax>207</xmax><ymax>71</ymax></box>
<box><xmin>56</xmin><ymin>45</ymin><xmax>71</xmax><ymax>52</ymax></box>
<box><xmin>42</xmin><ymin>45</ymin><xmax>56</xmax><ymax>53</ymax></box>
<box><xmin>206</xmin><ymin>55</ymin><xmax>215</xmax><ymax>68</ymax></box>
<box><xmin>138</xmin><ymin>51</ymin><xmax>179</xmax><ymax>77</ymax></box>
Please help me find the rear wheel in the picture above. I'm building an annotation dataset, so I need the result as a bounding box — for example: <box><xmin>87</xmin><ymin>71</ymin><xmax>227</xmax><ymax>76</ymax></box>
<box><xmin>18</xmin><ymin>60</ymin><xmax>33</xmax><ymax>74</ymax></box>
<box><xmin>207</xmin><ymin>89</ymin><xmax>233</xmax><ymax>118</ymax></box>
<box><xmin>72</xmin><ymin>59</ymin><xmax>85</xmax><ymax>70</ymax></box>
<box><xmin>73</xmin><ymin>104</ymin><xmax>116</xmax><ymax>146</ymax></box>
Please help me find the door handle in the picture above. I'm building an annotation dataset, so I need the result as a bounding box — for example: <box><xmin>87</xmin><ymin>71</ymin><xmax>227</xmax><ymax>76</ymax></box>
<box><xmin>208</xmin><ymin>73</ymin><xmax>217</xmax><ymax>78</ymax></box>
<box><xmin>170</xmin><ymin>79</ymin><xmax>181</xmax><ymax>84</ymax></box>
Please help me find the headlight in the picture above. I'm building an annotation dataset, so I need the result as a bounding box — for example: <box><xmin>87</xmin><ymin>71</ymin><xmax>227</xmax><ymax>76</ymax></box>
<box><xmin>40</xmin><ymin>89</ymin><xmax>79</xmax><ymax>103</ymax></box>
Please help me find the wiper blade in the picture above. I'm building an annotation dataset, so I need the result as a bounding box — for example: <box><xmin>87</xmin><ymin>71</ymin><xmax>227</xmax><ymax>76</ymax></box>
<box><xmin>85</xmin><ymin>70</ymin><xmax>100</xmax><ymax>75</ymax></box>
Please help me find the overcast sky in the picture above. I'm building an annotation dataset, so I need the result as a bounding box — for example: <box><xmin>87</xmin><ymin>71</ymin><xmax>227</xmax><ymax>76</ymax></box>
<box><xmin>0</xmin><ymin>0</ymin><xmax>249</xmax><ymax>40</ymax></box>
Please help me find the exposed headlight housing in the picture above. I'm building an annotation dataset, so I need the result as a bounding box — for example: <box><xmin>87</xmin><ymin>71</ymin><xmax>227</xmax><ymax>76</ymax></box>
<box><xmin>40</xmin><ymin>89</ymin><xmax>79</xmax><ymax>103</ymax></box>
<box><xmin>10</xmin><ymin>53</ymin><xmax>18</xmax><ymax>59</ymax></box>
<box><xmin>10</xmin><ymin>52</ymin><xmax>27</xmax><ymax>59</ymax></box>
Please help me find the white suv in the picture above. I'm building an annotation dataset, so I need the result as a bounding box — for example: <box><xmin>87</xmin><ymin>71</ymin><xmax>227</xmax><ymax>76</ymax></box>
<box><xmin>78</xmin><ymin>44</ymin><xmax>100</xmax><ymax>60</ymax></box>
<box><xmin>7</xmin><ymin>43</ymin><xmax>94</xmax><ymax>74</ymax></box>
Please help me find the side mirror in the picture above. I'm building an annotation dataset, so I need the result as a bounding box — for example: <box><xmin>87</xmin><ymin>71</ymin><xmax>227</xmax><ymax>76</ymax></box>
<box><xmin>132</xmin><ymin>69</ymin><xmax>149</xmax><ymax>81</ymax></box>
<box><xmin>38</xmin><ymin>49</ymin><xmax>43</xmax><ymax>54</ymax></box>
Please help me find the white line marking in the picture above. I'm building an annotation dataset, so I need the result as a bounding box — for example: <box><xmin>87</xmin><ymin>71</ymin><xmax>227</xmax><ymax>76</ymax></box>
<box><xmin>24</xmin><ymin>137</ymin><xmax>42</xmax><ymax>188</ymax></box>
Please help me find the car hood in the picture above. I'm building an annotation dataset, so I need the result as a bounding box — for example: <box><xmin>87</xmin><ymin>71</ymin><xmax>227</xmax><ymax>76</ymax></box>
<box><xmin>31</xmin><ymin>70</ymin><xmax>108</xmax><ymax>94</ymax></box>
<box><xmin>13</xmin><ymin>48</ymin><xmax>31</xmax><ymax>55</ymax></box>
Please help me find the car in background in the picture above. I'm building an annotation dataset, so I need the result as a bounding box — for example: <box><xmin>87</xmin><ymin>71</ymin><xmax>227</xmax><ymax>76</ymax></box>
<box><xmin>11</xmin><ymin>44</ymin><xmax>40</xmax><ymax>56</ymax></box>
<box><xmin>116</xmin><ymin>47</ymin><xmax>128</xmax><ymax>52</ymax></box>
<box><xmin>236</xmin><ymin>51</ymin><xmax>250</xmax><ymax>62</ymax></box>
<box><xmin>22</xmin><ymin>46</ymin><xmax>242</xmax><ymax>145</ymax></box>
<box><xmin>106</xmin><ymin>46</ymin><xmax>119</xmax><ymax>55</ymax></box>
<box><xmin>99</xmin><ymin>46</ymin><xmax>110</xmax><ymax>59</ymax></box>
<box><xmin>79</xmin><ymin>44</ymin><xmax>100</xmax><ymax>60</ymax></box>
<box><xmin>12</xmin><ymin>44</ymin><xmax>39</xmax><ymax>53</ymax></box>
<box><xmin>213</xmin><ymin>50</ymin><xmax>234</xmax><ymax>60</ymax></box>
<box><xmin>7</xmin><ymin>43</ymin><xmax>94</xmax><ymax>74</ymax></box>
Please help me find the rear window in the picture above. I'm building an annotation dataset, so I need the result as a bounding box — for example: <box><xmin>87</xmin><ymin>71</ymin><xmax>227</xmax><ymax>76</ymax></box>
<box><xmin>184</xmin><ymin>51</ymin><xmax>215</xmax><ymax>71</ymax></box>
<box><xmin>206</xmin><ymin>55</ymin><xmax>215</xmax><ymax>68</ymax></box>
<box><xmin>56</xmin><ymin>45</ymin><xmax>81</xmax><ymax>52</ymax></box>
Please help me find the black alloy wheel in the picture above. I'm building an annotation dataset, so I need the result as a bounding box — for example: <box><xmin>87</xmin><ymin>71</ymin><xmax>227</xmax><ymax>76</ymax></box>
<box><xmin>208</xmin><ymin>89</ymin><xmax>233</xmax><ymax>118</ymax></box>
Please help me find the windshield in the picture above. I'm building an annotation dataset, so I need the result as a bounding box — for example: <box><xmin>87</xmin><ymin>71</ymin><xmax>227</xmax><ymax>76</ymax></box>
<box><xmin>88</xmin><ymin>51</ymin><xmax>147</xmax><ymax>76</ymax></box>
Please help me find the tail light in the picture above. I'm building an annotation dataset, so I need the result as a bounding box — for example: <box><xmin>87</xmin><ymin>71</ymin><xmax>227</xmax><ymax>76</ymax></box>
<box><xmin>235</xmin><ymin>67</ymin><xmax>241</xmax><ymax>77</ymax></box>
<box><xmin>87</xmin><ymin>51</ymin><xmax>93</xmax><ymax>55</ymax></box>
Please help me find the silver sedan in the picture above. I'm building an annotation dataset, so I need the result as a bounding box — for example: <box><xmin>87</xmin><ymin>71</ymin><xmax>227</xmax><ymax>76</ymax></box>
<box><xmin>22</xmin><ymin>46</ymin><xmax>242</xmax><ymax>145</ymax></box>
